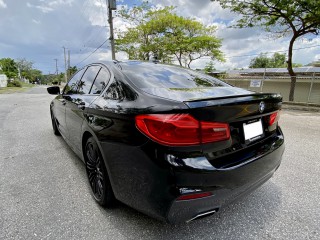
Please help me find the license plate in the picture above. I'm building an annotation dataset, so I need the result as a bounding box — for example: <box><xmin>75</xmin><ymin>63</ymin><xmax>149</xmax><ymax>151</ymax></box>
<box><xmin>243</xmin><ymin>119</ymin><xmax>263</xmax><ymax>141</ymax></box>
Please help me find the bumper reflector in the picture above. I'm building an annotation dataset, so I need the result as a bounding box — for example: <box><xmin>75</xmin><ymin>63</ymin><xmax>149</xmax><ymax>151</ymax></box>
<box><xmin>177</xmin><ymin>192</ymin><xmax>212</xmax><ymax>201</ymax></box>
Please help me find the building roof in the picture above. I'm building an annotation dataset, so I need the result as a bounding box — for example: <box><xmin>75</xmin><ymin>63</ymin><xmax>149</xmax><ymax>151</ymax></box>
<box><xmin>227</xmin><ymin>67</ymin><xmax>320</xmax><ymax>75</ymax></box>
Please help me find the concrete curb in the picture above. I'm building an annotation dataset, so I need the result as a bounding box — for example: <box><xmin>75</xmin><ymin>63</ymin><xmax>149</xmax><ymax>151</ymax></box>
<box><xmin>282</xmin><ymin>102</ymin><xmax>320</xmax><ymax>112</ymax></box>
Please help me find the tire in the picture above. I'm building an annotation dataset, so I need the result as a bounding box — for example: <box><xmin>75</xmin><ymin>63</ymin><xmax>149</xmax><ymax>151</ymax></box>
<box><xmin>84</xmin><ymin>137</ymin><xmax>115</xmax><ymax>207</ymax></box>
<box><xmin>51</xmin><ymin>110</ymin><xmax>61</xmax><ymax>136</ymax></box>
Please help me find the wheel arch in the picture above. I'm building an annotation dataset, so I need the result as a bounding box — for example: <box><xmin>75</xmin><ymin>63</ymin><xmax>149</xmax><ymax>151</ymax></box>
<box><xmin>81</xmin><ymin>130</ymin><xmax>117</xmax><ymax>198</ymax></box>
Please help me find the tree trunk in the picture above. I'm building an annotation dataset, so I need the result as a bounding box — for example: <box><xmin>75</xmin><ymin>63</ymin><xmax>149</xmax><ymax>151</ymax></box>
<box><xmin>287</xmin><ymin>36</ymin><xmax>297</xmax><ymax>102</ymax></box>
<box><xmin>187</xmin><ymin>54</ymin><xmax>192</xmax><ymax>68</ymax></box>
<box><xmin>177</xmin><ymin>52</ymin><xmax>183</xmax><ymax>66</ymax></box>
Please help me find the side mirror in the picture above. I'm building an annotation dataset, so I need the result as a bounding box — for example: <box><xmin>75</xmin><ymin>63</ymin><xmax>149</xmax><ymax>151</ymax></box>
<box><xmin>47</xmin><ymin>86</ymin><xmax>60</xmax><ymax>95</ymax></box>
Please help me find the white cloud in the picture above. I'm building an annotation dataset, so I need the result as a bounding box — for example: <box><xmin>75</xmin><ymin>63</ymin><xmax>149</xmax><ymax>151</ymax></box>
<box><xmin>1</xmin><ymin>0</ymin><xmax>320</xmax><ymax>74</ymax></box>
<box><xmin>32</xmin><ymin>19</ymin><xmax>41</xmax><ymax>24</ymax></box>
<box><xmin>48</xmin><ymin>0</ymin><xmax>74</xmax><ymax>7</ymax></box>
<box><xmin>26</xmin><ymin>2</ymin><xmax>53</xmax><ymax>13</ymax></box>
<box><xmin>0</xmin><ymin>0</ymin><xmax>6</xmax><ymax>8</ymax></box>
<box><xmin>27</xmin><ymin>0</ymin><xmax>74</xmax><ymax>13</ymax></box>
<box><xmin>146</xmin><ymin>0</ymin><xmax>320</xmax><ymax>70</ymax></box>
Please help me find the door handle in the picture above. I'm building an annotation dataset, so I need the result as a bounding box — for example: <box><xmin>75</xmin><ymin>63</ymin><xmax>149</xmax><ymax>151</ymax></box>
<box><xmin>78</xmin><ymin>102</ymin><xmax>86</xmax><ymax>110</ymax></box>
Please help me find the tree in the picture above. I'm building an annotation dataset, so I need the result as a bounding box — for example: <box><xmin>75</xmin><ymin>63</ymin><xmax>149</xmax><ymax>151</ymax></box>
<box><xmin>28</xmin><ymin>69</ymin><xmax>43</xmax><ymax>83</ymax></box>
<box><xmin>204</xmin><ymin>61</ymin><xmax>216</xmax><ymax>73</ymax></box>
<box><xmin>0</xmin><ymin>58</ymin><xmax>18</xmax><ymax>79</ymax></box>
<box><xmin>250</xmin><ymin>53</ymin><xmax>303</xmax><ymax>68</ymax></box>
<box><xmin>116</xmin><ymin>4</ymin><xmax>224</xmax><ymax>68</ymax></box>
<box><xmin>213</xmin><ymin>0</ymin><xmax>320</xmax><ymax>101</ymax></box>
<box><xmin>307</xmin><ymin>60</ymin><xmax>320</xmax><ymax>67</ymax></box>
<box><xmin>249</xmin><ymin>53</ymin><xmax>271</xmax><ymax>68</ymax></box>
<box><xmin>271</xmin><ymin>53</ymin><xmax>286</xmax><ymax>68</ymax></box>
<box><xmin>67</xmin><ymin>66</ymin><xmax>78</xmax><ymax>78</ymax></box>
<box><xmin>16</xmin><ymin>58</ymin><xmax>33</xmax><ymax>80</ymax></box>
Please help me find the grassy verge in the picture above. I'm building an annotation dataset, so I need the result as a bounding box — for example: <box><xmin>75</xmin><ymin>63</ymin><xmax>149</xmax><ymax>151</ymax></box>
<box><xmin>0</xmin><ymin>82</ymin><xmax>35</xmax><ymax>94</ymax></box>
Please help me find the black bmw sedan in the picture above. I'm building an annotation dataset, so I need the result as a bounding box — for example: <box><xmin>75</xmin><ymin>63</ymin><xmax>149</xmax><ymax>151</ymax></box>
<box><xmin>47</xmin><ymin>60</ymin><xmax>284</xmax><ymax>223</ymax></box>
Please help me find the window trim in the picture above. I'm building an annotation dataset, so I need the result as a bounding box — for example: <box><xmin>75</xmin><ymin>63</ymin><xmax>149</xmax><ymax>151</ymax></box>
<box><xmin>62</xmin><ymin>64</ymin><xmax>114</xmax><ymax>96</ymax></box>
<box><xmin>88</xmin><ymin>65</ymin><xmax>112</xmax><ymax>95</ymax></box>
<box><xmin>62</xmin><ymin>67</ymin><xmax>87</xmax><ymax>95</ymax></box>
<box><xmin>76</xmin><ymin>65</ymin><xmax>102</xmax><ymax>95</ymax></box>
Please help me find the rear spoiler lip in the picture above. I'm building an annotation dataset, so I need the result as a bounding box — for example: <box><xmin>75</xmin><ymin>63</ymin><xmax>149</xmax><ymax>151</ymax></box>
<box><xmin>184</xmin><ymin>93</ymin><xmax>282</xmax><ymax>108</ymax></box>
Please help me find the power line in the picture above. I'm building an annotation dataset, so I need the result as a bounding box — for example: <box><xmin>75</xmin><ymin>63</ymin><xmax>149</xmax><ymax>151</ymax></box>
<box><xmin>77</xmin><ymin>27</ymin><xmax>108</xmax><ymax>54</ymax></box>
<box><xmin>75</xmin><ymin>39</ymin><xmax>109</xmax><ymax>66</ymax></box>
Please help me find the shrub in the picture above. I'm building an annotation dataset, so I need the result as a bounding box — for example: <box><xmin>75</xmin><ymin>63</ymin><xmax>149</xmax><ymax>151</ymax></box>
<box><xmin>7</xmin><ymin>80</ymin><xmax>22</xmax><ymax>87</ymax></box>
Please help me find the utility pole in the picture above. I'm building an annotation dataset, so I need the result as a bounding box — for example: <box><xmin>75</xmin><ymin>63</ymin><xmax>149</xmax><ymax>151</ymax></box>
<box><xmin>67</xmin><ymin>49</ymin><xmax>70</xmax><ymax>79</ymax></box>
<box><xmin>54</xmin><ymin>59</ymin><xmax>58</xmax><ymax>75</ymax></box>
<box><xmin>68</xmin><ymin>50</ymin><xmax>70</xmax><ymax>70</ymax></box>
<box><xmin>62</xmin><ymin>46</ymin><xmax>68</xmax><ymax>82</ymax></box>
<box><xmin>107</xmin><ymin>0</ymin><xmax>116</xmax><ymax>60</ymax></box>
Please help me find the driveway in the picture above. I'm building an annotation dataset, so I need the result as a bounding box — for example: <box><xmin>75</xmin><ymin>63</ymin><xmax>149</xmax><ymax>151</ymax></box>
<box><xmin>0</xmin><ymin>86</ymin><xmax>319</xmax><ymax>239</ymax></box>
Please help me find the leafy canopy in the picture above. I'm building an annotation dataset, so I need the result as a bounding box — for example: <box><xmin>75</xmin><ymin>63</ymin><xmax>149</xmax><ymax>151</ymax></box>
<box><xmin>249</xmin><ymin>53</ymin><xmax>303</xmax><ymax>68</ymax></box>
<box><xmin>0</xmin><ymin>57</ymin><xmax>43</xmax><ymax>83</ymax></box>
<box><xmin>204</xmin><ymin>61</ymin><xmax>216</xmax><ymax>73</ymax></box>
<box><xmin>116</xmin><ymin>4</ymin><xmax>224</xmax><ymax>68</ymax></box>
<box><xmin>213</xmin><ymin>0</ymin><xmax>320</xmax><ymax>101</ymax></box>
<box><xmin>0</xmin><ymin>58</ymin><xmax>18</xmax><ymax>79</ymax></box>
<box><xmin>213</xmin><ymin>0</ymin><xmax>320</xmax><ymax>34</ymax></box>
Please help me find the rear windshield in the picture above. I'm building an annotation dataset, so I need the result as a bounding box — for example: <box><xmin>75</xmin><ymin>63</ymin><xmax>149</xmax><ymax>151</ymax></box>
<box><xmin>120</xmin><ymin>62</ymin><xmax>228</xmax><ymax>89</ymax></box>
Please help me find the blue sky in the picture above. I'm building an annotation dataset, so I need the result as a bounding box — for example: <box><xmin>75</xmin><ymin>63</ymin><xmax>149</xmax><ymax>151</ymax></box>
<box><xmin>0</xmin><ymin>0</ymin><xmax>319</xmax><ymax>74</ymax></box>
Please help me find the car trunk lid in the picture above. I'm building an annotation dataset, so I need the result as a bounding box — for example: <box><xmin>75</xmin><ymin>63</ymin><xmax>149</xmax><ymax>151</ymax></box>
<box><xmin>184</xmin><ymin>92</ymin><xmax>282</xmax><ymax>169</ymax></box>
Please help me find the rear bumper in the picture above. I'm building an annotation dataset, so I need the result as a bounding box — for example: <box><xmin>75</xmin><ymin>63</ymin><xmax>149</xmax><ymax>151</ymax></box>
<box><xmin>99</xmin><ymin>128</ymin><xmax>284</xmax><ymax>223</ymax></box>
<box><xmin>167</xmin><ymin>143</ymin><xmax>283</xmax><ymax>223</ymax></box>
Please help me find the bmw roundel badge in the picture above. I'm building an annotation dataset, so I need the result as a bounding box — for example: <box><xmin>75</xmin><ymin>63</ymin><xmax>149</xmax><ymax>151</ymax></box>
<box><xmin>259</xmin><ymin>101</ymin><xmax>266</xmax><ymax>113</ymax></box>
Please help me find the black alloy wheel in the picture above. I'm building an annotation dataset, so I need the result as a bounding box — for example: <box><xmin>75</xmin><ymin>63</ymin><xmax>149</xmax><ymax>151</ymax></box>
<box><xmin>51</xmin><ymin>111</ymin><xmax>60</xmax><ymax>136</ymax></box>
<box><xmin>85</xmin><ymin>137</ymin><xmax>115</xmax><ymax>207</ymax></box>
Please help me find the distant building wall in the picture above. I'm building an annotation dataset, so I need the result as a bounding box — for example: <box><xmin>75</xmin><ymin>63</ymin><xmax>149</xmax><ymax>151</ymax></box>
<box><xmin>224</xmin><ymin>77</ymin><xmax>320</xmax><ymax>104</ymax></box>
<box><xmin>0</xmin><ymin>74</ymin><xmax>8</xmax><ymax>88</ymax></box>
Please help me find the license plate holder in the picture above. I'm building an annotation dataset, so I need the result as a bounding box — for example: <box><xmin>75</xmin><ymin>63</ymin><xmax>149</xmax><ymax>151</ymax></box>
<box><xmin>243</xmin><ymin>119</ymin><xmax>264</xmax><ymax>142</ymax></box>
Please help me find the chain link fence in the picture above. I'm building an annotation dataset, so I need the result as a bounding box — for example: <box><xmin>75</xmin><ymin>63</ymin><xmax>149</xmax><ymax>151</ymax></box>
<box><xmin>223</xmin><ymin>76</ymin><xmax>320</xmax><ymax>104</ymax></box>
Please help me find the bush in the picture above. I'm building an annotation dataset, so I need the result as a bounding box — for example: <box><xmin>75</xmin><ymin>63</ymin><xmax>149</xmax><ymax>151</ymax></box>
<box><xmin>7</xmin><ymin>80</ymin><xmax>22</xmax><ymax>87</ymax></box>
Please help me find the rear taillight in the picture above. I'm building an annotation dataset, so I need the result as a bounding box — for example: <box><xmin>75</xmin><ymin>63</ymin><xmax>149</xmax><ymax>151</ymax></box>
<box><xmin>269</xmin><ymin>111</ymin><xmax>280</xmax><ymax>126</ymax></box>
<box><xmin>135</xmin><ymin>114</ymin><xmax>230</xmax><ymax>146</ymax></box>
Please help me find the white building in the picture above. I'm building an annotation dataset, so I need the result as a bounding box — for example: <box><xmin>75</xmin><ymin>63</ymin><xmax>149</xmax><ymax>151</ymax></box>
<box><xmin>0</xmin><ymin>74</ymin><xmax>8</xmax><ymax>88</ymax></box>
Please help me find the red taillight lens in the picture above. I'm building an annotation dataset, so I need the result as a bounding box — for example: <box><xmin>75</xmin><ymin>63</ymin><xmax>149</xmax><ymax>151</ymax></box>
<box><xmin>135</xmin><ymin>114</ymin><xmax>230</xmax><ymax>146</ymax></box>
<box><xmin>177</xmin><ymin>192</ymin><xmax>212</xmax><ymax>201</ymax></box>
<box><xmin>201</xmin><ymin>121</ymin><xmax>230</xmax><ymax>143</ymax></box>
<box><xmin>269</xmin><ymin>111</ymin><xmax>280</xmax><ymax>126</ymax></box>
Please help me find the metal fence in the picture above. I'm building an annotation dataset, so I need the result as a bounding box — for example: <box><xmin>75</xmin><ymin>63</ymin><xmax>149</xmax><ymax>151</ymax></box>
<box><xmin>223</xmin><ymin>76</ymin><xmax>320</xmax><ymax>104</ymax></box>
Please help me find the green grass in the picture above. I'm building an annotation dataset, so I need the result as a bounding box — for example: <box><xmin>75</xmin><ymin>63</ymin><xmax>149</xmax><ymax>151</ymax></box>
<box><xmin>0</xmin><ymin>82</ymin><xmax>35</xmax><ymax>94</ymax></box>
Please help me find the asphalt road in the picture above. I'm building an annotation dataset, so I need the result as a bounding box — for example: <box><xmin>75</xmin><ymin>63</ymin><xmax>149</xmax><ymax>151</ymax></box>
<box><xmin>0</xmin><ymin>86</ymin><xmax>319</xmax><ymax>240</ymax></box>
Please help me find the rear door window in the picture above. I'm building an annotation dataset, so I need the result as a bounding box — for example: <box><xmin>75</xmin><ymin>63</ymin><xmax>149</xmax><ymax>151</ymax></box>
<box><xmin>78</xmin><ymin>66</ymin><xmax>101</xmax><ymax>94</ymax></box>
<box><xmin>90</xmin><ymin>68</ymin><xmax>111</xmax><ymax>94</ymax></box>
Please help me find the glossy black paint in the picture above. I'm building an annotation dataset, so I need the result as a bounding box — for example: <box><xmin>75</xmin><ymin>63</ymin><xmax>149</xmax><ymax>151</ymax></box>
<box><xmin>47</xmin><ymin>86</ymin><xmax>60</xmax><ymax>95</ymax></box>
<box><xmin>48</xmin><ymin>61</ymin><xmax>284</xmax><ymax>223</ymax></box>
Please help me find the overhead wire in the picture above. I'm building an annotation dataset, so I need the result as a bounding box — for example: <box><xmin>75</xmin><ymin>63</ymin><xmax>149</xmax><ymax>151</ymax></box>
<box><xmin>73</xmin><ymin>0</ymin><xmax>109</xmax><ymax>55</ymax></box>
<box><xmin>75</xmin><ymin>39</ymin><xmax>109</xmax><ymax>67</ymax></box>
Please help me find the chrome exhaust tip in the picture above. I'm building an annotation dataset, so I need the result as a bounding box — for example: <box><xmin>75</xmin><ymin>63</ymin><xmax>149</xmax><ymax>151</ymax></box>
<box><xmin>186</xmin><ymin>209</ymin><xmax>217</xmax><ymax>223</ymax></box>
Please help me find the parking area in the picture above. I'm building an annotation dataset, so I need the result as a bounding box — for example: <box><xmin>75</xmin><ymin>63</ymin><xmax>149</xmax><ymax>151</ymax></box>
<box><xmin>0</xmin><ymin>86</ymin><xmax>319</xmax><ymax>240</ymax></box>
